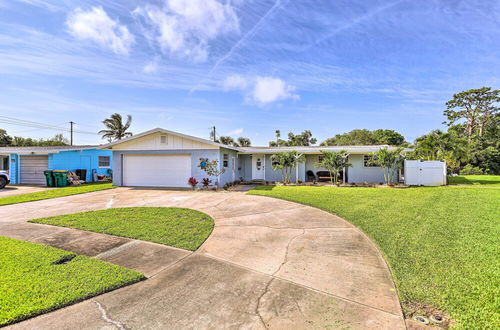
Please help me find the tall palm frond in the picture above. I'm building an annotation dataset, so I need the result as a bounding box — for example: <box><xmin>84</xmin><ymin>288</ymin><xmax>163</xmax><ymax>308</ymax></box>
<box><xmin>99</xmin><ymin>113</ymin><xmax>133</xmax><ymax>141</ymax></box>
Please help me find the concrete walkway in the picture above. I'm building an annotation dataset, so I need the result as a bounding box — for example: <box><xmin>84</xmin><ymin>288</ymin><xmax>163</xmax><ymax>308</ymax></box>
<box><xmin>0</xmin><ymin>188</ymin><xmax>405</xmax><ymax>329</ymax></box>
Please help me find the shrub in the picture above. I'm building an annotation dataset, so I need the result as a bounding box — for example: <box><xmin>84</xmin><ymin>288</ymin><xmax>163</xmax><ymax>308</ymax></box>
<box><xmin>202</xmin><ymin>178</ymin><xmax>212</xmax><ymax>188</ymax></box>
<box><xmin>188</xmin><ymin>177</ymin><xmax>198</xmax><ymax>189</ymax></box>
<box><xmin>460</xmin><ymin>164</ymin><xmax>484</xmax><ymax>175</ymax></box>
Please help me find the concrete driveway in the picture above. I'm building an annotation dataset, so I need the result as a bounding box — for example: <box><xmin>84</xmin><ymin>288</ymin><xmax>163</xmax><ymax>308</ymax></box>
<box><xmin>0</xmin><ymin>188</ymin><xmax>405</xmax><ymax>329</ymax></box>
<box><xmin>0</xmin><ymin>185</ymin><xmax>53</xmax><ymax>197</ymax></box>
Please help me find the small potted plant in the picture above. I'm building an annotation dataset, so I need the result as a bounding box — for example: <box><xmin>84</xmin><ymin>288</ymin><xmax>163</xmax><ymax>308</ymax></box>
<box><xmin>188</xmin><ymin>177</ymin><xmax>198</xmax><ymax>190</ymax></box>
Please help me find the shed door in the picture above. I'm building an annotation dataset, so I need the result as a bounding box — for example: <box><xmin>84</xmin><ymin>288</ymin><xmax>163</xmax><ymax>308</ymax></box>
<box><xmin>123</xmin><ymin>154</ymin><xmax>191</xmax><ymax>187</ymax></box>
<box><xmin>20</xmin><ymin>155</ymin><xmax>48</xmax><ymax>184</ymax></box>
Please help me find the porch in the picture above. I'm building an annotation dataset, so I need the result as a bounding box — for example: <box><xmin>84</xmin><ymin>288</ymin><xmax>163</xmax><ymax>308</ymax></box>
<box><xmin>237</xmin><ymin>153</ymin><xmax>389</xmax><ymax>184</ymax></box>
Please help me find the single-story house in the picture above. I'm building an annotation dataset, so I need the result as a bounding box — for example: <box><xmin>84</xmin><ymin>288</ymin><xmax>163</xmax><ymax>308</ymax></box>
<box><xmin>0</xmin><ymin>146</ymin><xmax>112</xmax><ymax>185</ymax></box>
<box><xmin>102</xmin><ymin>128</ymin><xmax>402</xmax><ymax>188</ymax></box>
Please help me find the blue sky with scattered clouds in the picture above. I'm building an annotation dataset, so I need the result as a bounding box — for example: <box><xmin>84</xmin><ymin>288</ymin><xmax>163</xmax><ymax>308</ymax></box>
<box><xmin>0</xmin><ymin>0</ymin><xmax>498</xmax><ymax>145</ymax></box>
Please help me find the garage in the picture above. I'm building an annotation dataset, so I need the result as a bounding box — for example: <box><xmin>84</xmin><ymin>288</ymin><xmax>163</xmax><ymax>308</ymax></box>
<box><xmin>20</xmin><ymin>155</ymin><xmax>48</xmax><ymax>184</ymax></box>
<box><xmin>123</xmin><ymin>154</ymin><xmax>191</xmax><ymax>187</ymax></box>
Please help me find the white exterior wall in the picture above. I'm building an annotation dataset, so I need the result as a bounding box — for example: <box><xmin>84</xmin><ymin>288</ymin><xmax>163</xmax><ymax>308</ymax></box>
<box><xmin>111</xmin><ymin>132</ymin><xmax>218</xmax><ymax>151</ymax></box>
<box><xmin>347</xmin><ymin>154</ymin><xmax>387</xmax><ymax>183</ymax></box>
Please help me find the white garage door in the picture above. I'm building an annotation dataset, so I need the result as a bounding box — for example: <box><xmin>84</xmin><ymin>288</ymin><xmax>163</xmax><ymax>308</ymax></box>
<box><xmin>20</xmin><ymin>155</ymin><xmax>48</xmax><ymax>185</ymax></box>
<box><xmin>123</xmin><ymin>154</ymin><xmax>191</xmax><ymax>187</ymax></box>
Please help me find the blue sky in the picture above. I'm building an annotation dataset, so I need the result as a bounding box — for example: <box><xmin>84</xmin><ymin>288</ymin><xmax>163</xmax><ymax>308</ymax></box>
<box><xmin>0</xmin><ymin>0</ymin><xmax>498</xmax><ymax>145</ymax></box>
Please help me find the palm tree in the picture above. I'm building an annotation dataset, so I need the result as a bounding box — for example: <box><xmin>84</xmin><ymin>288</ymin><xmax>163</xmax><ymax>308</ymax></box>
<box><xmin>99</xmin><ymin>113</ymin><xmax>133</xmax><ymax>141</ymax></box>
<box><xmin>237</xmin><ymin>137</ymin><xmax>251</xmax><ymax>147</ymax></box>
<box><xmin>315</xmin><ymin>150</ymin><xmax>352</xmax><ymax>184</ymax></box>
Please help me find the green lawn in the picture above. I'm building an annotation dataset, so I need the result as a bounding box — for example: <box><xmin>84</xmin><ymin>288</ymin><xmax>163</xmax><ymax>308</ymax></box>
<box><xmin>0</xmin><ymin>183</ymin><xmax>114</xmax><ymax>206</ymax></box>
<box><xmin>448</xmin><ymin>175</ymin><xmax>500</xmax><ymax>186</ymax></box>
<box><xmin>0</xmin><ymin>236</ymin><xmax>144</xmax><ymax>326</ymax></box>
<box><xmin>30</xmin><ymin>207</ymin><xmax>214</xmax><ymax>251</ymax></box>
<box><xmin>249</xmin><ymin>185</ymin><xmax>500</xmax><ymax>329</ymax></box>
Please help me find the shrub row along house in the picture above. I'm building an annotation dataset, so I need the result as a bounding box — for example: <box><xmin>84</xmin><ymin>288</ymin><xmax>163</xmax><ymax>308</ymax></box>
<box><xmin>101</xmin><ymin>128</ymin><xmax>404</xmax><ymax>187</ymax></box>
<box><xmin>0</xmin><ymin>146</ymin><xmax>112</xmax><ymax>184</ymax></box>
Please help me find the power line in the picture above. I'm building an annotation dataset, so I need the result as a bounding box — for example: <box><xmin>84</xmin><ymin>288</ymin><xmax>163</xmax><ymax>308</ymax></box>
<box><xmin>0</xmin><ymin>115</ymin><xmax>98</xmax><ymax>135</ymax></box>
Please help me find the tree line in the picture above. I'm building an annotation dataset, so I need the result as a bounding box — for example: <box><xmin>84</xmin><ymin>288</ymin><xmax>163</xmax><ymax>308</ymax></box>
<box><xmin>256</xmin><ymin>87</ymin><xmax>498</xmax><ymax>175</ymax></box>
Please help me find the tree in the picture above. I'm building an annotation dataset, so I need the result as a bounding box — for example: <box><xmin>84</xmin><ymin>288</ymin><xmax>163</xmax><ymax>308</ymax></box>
<box><xmin>372</xmin><ymin>129</ymin><xmax>406</xmax><ymax>146</ymax></box>
<box><xmin>372</xmin><ymin>147</ymin><xmax>405</xmax><ymax>184</ymax></box>
<box><xmin>218</xmin><ymin>136</ymin><xmax>251</xmax><ymax>147</ymax></box>
<box><xmin>269</xmin><ymin>130</ymin><xmax>317</xmax><ymax>147</ymax></box>
<box><xmin>52</xmin><ymin>133</ymin><xmax>69</xmax><ymax>145</ymax></box>
<box><xmin>99</xmin><ymin>113</ymin><xmax>133</xmax><ymax>141</ymax></box>
<box><xmin>0</xmin><ymin>129</ymin><xmax>12</xmax><ymax>146</ymax></box>
<box><xmin>199</xmin><ymin>159</ymin><xmax>225</xmax><ymax>188</ymax></box>
<box><xmin>315</xmin><ymin>150</ymin><xmax>352</xmax><ymax>184</ymax></box>
<box><xmin>270</xmin><ymin>151</ymin><xmax>305</xmax><ymax>184</ymax></box>
<box><xmin>321</xmin><ymin>129</ymin><xmax>406</xmax><ymax>146</ymax></box>
<box><xmin>237</xmin><ymin>137</ymin><xmax>251</xmax><ymax>147</ymax></box>
<box><xmin>444</xmin><ymin>87</ymin><xmax>499</xmax><ymax>140</ymax></box>
<box><xmin>219</xmin><ymin>136</ymin><xmax>235</xmax><ymax>146</ymax></box>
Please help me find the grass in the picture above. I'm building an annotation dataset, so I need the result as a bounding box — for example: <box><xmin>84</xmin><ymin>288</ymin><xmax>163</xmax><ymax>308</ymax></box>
<box><xmin>0</xmin><ymin>236</ymin><xmax>144</xmax><ymax>326</ymax></box>
<box><xmin>0</xmin><ymin>183</ymin><xmax>114</xmax><ymax>206</ymax></box>
<box><xmin>30</xmin><ymin>207</ymin><xmax>214</xmax><ymax>251</ymax></box>
<box><xmin>249</xmin><ymin>184</ymin><xmax>500</xmax><ymax>329</ymax></box>
<box><xmin>448</xmin><ymin>175</ymin><xmax>500</xmax><ymax>186</ymax></box>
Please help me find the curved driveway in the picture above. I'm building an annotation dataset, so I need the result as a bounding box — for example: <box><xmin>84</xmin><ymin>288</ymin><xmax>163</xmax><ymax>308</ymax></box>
<box><xmin>0</xmin><ymin>188</ymin><xmax>405</xmax><ymax>329</ymax></box>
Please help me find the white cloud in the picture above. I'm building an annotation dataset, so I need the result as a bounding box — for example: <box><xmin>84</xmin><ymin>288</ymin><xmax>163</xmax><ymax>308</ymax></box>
<box><xmin>228</xmin><ymin>128</ymin><xmax>244</xmax><ymax>135</ymax></box>
<box><xmin>67</xmin><ymin>7</ymin><xmax>134</xmax><ymax>55</ymax></box>
<box><xmin>133</xmin><ymin>0</ymin><xmax>239</xmax><ymax>62</ymax></box>
<box><xmin>222</xmin><ymin>74</ymin><xmax>247</xmax><ymax>90</ymax></box>
<box><xmin>222</xmin><ymin>75</ymin><xmax>299</xmax><ymax>105</ymax></box>
<box><xmin>251</xmin><ymin>76</ymin><xmax>299</xmax><ymax>104</ymax></box>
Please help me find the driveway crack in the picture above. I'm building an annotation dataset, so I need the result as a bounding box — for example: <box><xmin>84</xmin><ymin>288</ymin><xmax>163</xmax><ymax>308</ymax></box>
<box><xmin>273</xmin><ymin>229</ymin><xmax>306</xmax><ymax>276</ymax></box>
<box><xmin>255</xmin><ymin>277</ymin><xmax>274</xmax><ymax>329</ymax></box>
<box><xmin>94</xmin><ymin>300</ymin><xmax>126</xmax><ymax>330</ymax></box>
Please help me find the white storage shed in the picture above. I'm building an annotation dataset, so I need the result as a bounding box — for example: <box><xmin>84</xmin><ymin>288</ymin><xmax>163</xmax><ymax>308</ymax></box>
<box><xmin>404</xmin><ymin>160</ymin><xmax>447</xmax><ymax>186</ymax></box>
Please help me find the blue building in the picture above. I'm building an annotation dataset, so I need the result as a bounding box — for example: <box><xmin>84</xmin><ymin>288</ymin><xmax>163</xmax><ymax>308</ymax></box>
<box><xmin>0</xmin><ymin>146</ymin><xmax>112</xmax><ymax>185</ymax></box>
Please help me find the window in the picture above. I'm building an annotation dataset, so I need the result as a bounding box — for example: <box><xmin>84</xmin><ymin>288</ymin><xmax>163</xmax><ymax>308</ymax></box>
<box><xmin>98</xmin><ymin>156</ymin><xmax>110</xmax><ymax>168</ymax></box>
<box><xmin>223</xmin><ymin>153</ymin><xmax>228</xmax><ymax>167</ymax></box>
<box><xmin>318</xmin><ymin>155</ymin><xmax>324</xmax><ymax>162</ymax></box>
<box><xmin>160</xmin><ymin>135</ymin><xmax>168</xmax><ymax>144</ymax></box>
<box><xmin>363</xmin><ymin>155</ymin><xmax>378</xmax><ymax>167</ymax></box>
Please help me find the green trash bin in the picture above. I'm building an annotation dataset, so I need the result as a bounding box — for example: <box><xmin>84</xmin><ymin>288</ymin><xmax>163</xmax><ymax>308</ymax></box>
<box><xmin>43</xmin><ymin>170</ymin><xmax>54</xmax><ymax>187</ymax></box>
<box><xmin>53</xmin><ymin>170</ymin><xmax>69</xmax><ymax>187</ymax></box>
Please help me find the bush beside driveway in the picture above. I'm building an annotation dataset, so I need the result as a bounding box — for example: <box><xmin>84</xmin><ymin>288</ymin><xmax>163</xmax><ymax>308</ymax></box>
<box><xmin>249</xmin><ymin>185</ymin><xmax>500</xmax><ymax>329</ymax></box>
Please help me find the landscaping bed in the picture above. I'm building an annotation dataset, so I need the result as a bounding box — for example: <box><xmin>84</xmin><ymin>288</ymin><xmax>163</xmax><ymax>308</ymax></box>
<box><xmin>0</xmin><ymin>183</ymin><xmax>114</xmax><ymax>206</ymax></box>
<box><xmin>248</xmin><ymin>184</ymin><xmax>500</xmax><ymax>329</ymax></box>
<box><xmin>30</xmin><ymin>207</ymin><xmax>214</xmax><ymax>251</ymax></box>
<box><xmin>0</xmin><ymin>236</ymin><xmax>144</xmax><ymax>326</ymax></box>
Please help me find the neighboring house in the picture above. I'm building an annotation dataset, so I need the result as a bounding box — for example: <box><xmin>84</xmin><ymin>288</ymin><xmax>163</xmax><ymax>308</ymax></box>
<box><xmin>0</xmin><ymin>146</ymin><xmax>112</xmax><ymax>185</ymax></box>
<box><xmin>102</xmin><ymin>128</ymin><xmax>402</xmax><ymax>188</ymax></box>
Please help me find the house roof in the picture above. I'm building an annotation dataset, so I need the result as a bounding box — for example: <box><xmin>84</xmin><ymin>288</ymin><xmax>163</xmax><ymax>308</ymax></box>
<box><xmin>0</xmin><ymin>145</ymin><xmax>100</xmax><ymax>155</ymax></box>
<box><xmin>238</xmin><ymin>145</ymin><xmax>405</xmax><ymax>154</ymax></box>
<box><xmin>100</xmin><ymin>128</ymin><xmax>242</xmax><ymax>151</ymax></box>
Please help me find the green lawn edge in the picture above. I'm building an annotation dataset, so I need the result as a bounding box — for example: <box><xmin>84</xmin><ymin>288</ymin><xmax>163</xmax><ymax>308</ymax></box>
<box><xmin>29</xmin><ymin>207</ymin><xmax>215</xmax><ymax>251</ymax></box>
<box><xmin>448</xmin><ymin>175</ymin><xmax>500</xmax><ymax>186</ymax></box>
<box><xmin>0</xmin><ymin>236</ymin><xmax>145</xmax><ymax>326</ymax></box>
<box><xmin>0</xmin><ymin>183</ymin><xmax>115</xmax><ymax>206</ymax></box>
<box><xmin>247</xmin><ymin>185</ymin><xmax>500</xmax><ymax>329</ymax></box>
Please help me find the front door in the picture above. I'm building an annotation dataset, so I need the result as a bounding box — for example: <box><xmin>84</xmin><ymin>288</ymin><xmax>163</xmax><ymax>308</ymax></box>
<box><xmin>252</xmin><ymin>154</ymin><xmax>265</xmax><ymax>180</ymax></box>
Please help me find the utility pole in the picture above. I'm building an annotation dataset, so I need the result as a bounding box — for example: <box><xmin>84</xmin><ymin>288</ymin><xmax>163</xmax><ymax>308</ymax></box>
<box><xmin>69</xmin><ymin>121</ymin><xmax>75</xmax><ymax>146</ymax></box>
<box><xmin>210</xmin><ymin>126</ymin><xmax>217</xmax><ymax>142</ymax></box>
